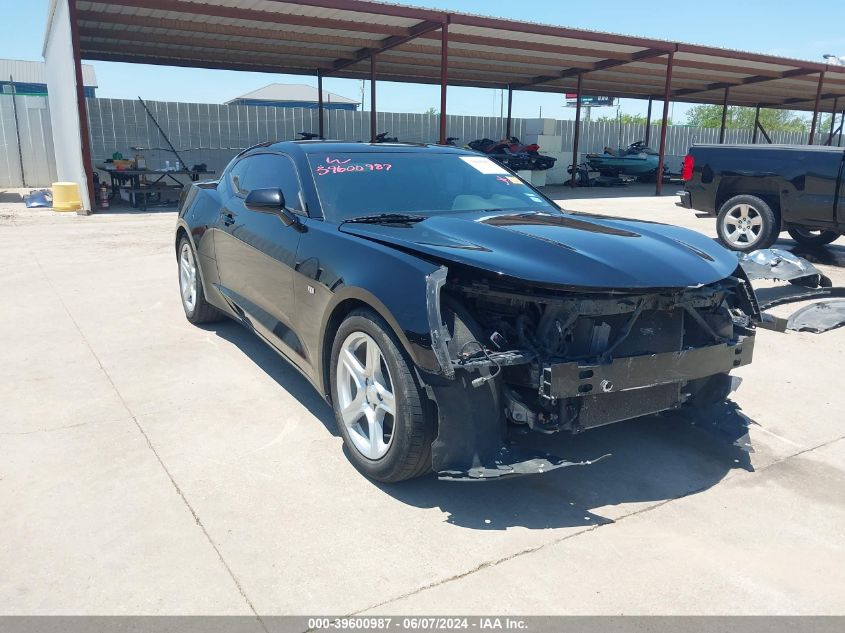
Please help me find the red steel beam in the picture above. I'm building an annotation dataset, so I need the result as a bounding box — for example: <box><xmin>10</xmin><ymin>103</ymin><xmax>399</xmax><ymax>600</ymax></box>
<box><xmin>676</xmin><ymin>43</ymin><xmax>826</xmax><ymax>72</ymax></box>
<box><xmin>317</xmin><ymin>71</ymin><xmax>325</xmax><ymax>139</ymax></box>
<box><xmin>719</xmin><ymin>87</ymin><xmax>730</xmax><ymax>143</ymax></box>
<box><xmin>570</xmin><ymin>73</ymin><xmax>583</xmax><ymax>188</ymax></box>
<box><xmin>77</xmin><ymin>10</ymin><xmax>377</xmax><ymax>50</ymax></box>
<box><xmin>68</xmin><ymin>0</ymin><xmax>95</xmax><ymax>212</ymax></box>
<box><xmin>516</xmin><ymin>48</ymin><xmax>667</xmax><ymax>89</ymax></box>
<box><xmin>418</xmin><ymin>32</ymin><xmax>628</xmax><ymax>61</ymax></box>
<box><xmin>655</xmin><ymin>52</ymin><xmax>674</xmax><ymax>196</ymax></box>
<box><xmin>265</xmin><ymin>0</ymin><xmax>445</xmax><ymax>22</ymax></box>
<box><xmin>84</xmin><ymin>50</ymin><xmax>513</xmax><ymax>90</ymax></box>
<box><xmin>323</xmin><ymin>19</ymin><xmax>445</xmax><ymax>76</ymax></box>
<box><xmin>370</xmin><ymin>54</ymin><xmax>377</xmax><ymax>143</ymax></box>
<box><xmin>450</xmin><ymin>13</ymin><xmax>674</xmax><ymax>51</ymax></box>
<box><xmin>79</xmin><ymin>27</ymin><xmax>356</xmax><ymax>62</ymax></box>
<box><xmin>674</xmin><ymin>67</ymin><xmax>817</xmax><ymax>97</ymax></box>
<box><xmin>91</xmin><ymin>0</ymin><xmax>407</xmax><ymax>36</ymax></box>
<box><xmin>505</xmin><ymin>85</ymin><xmax>514</xmax><ymax>139</ymax></box>
<box><xmin>439</xmin><ymin>20</ymin><xmax>449</xmax><ymax>144</ymax></box>
<box><xmin>809</xmin><ymin>71</ymin><xmax>826</xmax><ymax>144</ymax></box>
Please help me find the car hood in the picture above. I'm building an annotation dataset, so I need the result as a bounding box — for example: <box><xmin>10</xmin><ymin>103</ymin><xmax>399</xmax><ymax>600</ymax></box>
<box><xmin>339</xmin><ymin>210</ymin><xmax>739</xmax><ymax>290</ymax></box>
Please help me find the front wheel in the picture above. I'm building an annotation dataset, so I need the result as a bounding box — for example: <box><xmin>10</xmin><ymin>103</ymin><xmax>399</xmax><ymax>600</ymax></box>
<box><xmin>330</xmin><ymin>310</ymin><xmax>435</xmax><ymax>482</ymax></box>
<box><xmin>786</xmin><ymin>225</ymin><xmax>840</xmax><ymax>248</ymax></box>
<box><xmin>716</xmin><ymin>195</ymin><xmax>779</xmax><ymax>252</ymax></box>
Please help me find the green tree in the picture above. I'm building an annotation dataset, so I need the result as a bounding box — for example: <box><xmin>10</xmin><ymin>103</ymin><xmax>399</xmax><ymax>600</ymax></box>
<box><xmin>685</xmin><ymin>105</ymin><xmax>809</xmax><ymax>132</ymax></box>
<box><xmin>593</xmin><ymin>113</ymin><xmax>671</xmax><ymax>126</ymax></box>
<box><xmin>423</xmin><ymin>106</ymin><xmax>438</xmax><ymax>116</ymax></box>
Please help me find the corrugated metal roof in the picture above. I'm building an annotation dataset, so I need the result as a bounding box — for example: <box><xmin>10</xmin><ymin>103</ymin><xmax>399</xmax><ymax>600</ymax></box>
<box><xmin>61</xmin><ymin>0</ymin><xmax>845</xmax><ymax>112</ymax></box>
<box><xmin>225</xmin><ymin>83</ymin><xmax>359</xmax><ymax>104</ymax></box>
<box><xmin>0</xmin><ymin>58</ymin><xmax>98</xmax><ymax>87</ymax></box>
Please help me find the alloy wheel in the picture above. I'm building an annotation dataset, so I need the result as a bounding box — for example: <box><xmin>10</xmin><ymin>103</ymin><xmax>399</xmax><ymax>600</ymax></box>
<box><xmin>722</xmin><ymin>203</ymin><xmax>764</xmax><ymax>247</ymax></box>
<box><xmin>179</xmin><ymin>242</ymin><xmax>198</xmax><ymax>313</ymax></box>
<box><xmin>335</xmin><ymin>331</ymin><xmax>396</xmax><ymax>460</ymax></box>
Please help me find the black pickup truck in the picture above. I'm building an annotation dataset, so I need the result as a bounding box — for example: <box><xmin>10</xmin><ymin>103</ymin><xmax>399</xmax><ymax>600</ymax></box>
<box><xmin>679</xmin><ymin>144</ymin><xmax>845</xmax><ymax>251</ymax></box>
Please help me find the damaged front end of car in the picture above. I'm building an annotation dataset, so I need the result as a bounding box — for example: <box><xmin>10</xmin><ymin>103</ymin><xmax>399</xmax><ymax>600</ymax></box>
<box><xmin>421</xmin><ymin>265</ymin><xmax>759</xmax><ymax>480</ymax></box>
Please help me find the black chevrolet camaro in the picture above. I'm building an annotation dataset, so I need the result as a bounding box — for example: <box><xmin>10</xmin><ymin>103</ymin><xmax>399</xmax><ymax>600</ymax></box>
<box><xmin>175</xmin><ymin>141</ymin><xmax>758</xmax><ymax>482</ymax></box>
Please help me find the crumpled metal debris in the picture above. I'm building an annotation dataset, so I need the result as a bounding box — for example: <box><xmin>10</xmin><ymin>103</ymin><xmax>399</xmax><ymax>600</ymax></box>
<box><xmin>786</xmin><ymin>300</ymin><xmax>845</xmax><ymax>334</ymax></box>
<box><xmin>23</xmin><ymin>189</ymin><xmax>53</xmax><ymax>208</ymax></box>
<box><xmin>739</xmin><ymin>248</ymin><xmax>832</xmax><ymax>288</ymax></box>
<box><xmin>437</xmin><ymin>445</ymin><xmax>611</xmax><ymax>481</ymax></box>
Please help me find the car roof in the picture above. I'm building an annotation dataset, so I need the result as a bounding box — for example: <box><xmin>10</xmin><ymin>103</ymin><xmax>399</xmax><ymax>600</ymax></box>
<box><xmin>240</xmin><ymin>139</ymin><xmax>478</xmax><ymax>158</ymax></box>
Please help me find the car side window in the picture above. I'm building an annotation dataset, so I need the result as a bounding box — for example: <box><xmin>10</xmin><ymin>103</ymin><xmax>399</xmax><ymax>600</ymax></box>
<box><xmin>238</xmin><ymin>153</ymin><xmax>304</xmax><ymax>213</ymax></box>
<box><xmin>228</xmin><ymin>158</ymin><xmax>251</xmax><ymax>197</ymax></box>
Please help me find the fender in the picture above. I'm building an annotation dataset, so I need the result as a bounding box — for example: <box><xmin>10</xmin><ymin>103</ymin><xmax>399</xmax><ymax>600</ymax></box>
<box><xmin>317</xmin><ymin>284</ymin><xmax>442</xmax><ymax>392</ymax></box>
<box><xmin>293</xmin><ymin>218</ymin><xmax>446</xmax><ymax>395</ymax></box>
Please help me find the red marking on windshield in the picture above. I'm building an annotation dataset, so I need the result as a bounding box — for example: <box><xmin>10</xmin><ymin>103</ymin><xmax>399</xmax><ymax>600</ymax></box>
<box><xmin>315</xmin><ymin>162</ymin><xmax>393</xmax><ymax>176</ymax></box>
<box><xmin>325</xmin><ymin>156</ymin><xmax>352</xmax><ymax>164</ymax></box>
<box><xmin>496</xmin><ymin>176</ymin><xmax>511</xmax><ymax>185</ymax></box>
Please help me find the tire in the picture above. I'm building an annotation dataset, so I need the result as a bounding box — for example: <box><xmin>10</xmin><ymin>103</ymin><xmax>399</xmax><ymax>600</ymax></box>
<box><xmin>177</xmin><ymin>237</ymin><xmax>224</xmax><ymax>324</ymax></box>
<box><xmin>716</xmin><ymin>195</ymin><xmax>779</xmax><ymax>252</ymax></box>
<box><xmin>330</xmin><ymin>309</ymin><xmax>434</xmax><ymax>482</ymax></box>
<box><xmin>786</xmin><ymin>225</ymin><xmax>840</xmax><ymax>248</ymax></box>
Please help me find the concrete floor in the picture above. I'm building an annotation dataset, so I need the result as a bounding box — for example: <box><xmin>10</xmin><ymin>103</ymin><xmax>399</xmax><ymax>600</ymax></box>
<box><xmin>1</xmin><ymin>185</ymin><xmax>844</xmax><ymax>616</ymax></box>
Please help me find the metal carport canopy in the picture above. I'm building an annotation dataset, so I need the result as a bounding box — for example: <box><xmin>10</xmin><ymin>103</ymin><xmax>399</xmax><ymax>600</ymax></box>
<box><xmin>55</xmin><ymin>0</ymin><xmax>845</xmax><ymax>205</ymax></box>
<box><xmin>73</xmin><ymin>0</ymin><xmax>845</xmax><ymax>110</ymax></box>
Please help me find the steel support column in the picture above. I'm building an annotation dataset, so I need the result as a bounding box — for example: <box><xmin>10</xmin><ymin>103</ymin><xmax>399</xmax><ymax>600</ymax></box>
<box><xmin>840</xmin><ymin>109</ymin><xmax>845</xmax><ymax>146</ymax></box>
<box><xmin>719</xmin><ymin>87</ymin><xmax>729</xmax><ymax>144</ymax></box>
<box><xmin>809</xmin><ymin>70</ymin><xmax>825</xmax><ymax>145</ymax></box>
<box><xmin>370</xmin><ymin>54</ymin><xmax>377</xmax><ymax>142</ymax></box>
<box><xmin>438</xmin><ymin>20</ymin><xmax>448</xmax><ymax>144</ymax></box>
<box><xmin>505</xmin><ymin>85</ymin><xmax>513</xmax><ymax>138</ymax></box>
<box><xmin>68</xmin><ymin>0</ymin><xmax>95</xmax><ymax>212</ymax></box>
<box><xmin>569</xmin><ymin>74</ymin><xmax>583</xmax><ymax>188</ymax></box>
<box><xmin>752</xmin><ymin>105</ymin><xmax>760</xmax><ymax>143</ymax></box>
<box><xmin>317</xmin><ymin>71</ymin><xmax>325</xmax><ymax>139</ymax></box>
<box><xmin>644</xmin><ymin>96</ymin><xmax>653</xmax><ymax>146</ymax></box>
<box><xmin>655</xmin><ymin>51</ymin><xmax>674</xmax><ymax>196</ymax></box>
<box><xmin>825</xmin><ymin>97</ymin><xmax>839</xmax><ymax>145</ymax></box>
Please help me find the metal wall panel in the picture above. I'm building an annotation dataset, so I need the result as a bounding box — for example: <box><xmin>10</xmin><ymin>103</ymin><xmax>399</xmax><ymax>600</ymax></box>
<box><xmin>2</xmin><ymin>95</ymin><xmax>843</xmax><ymax>189</ymax></box>
<box><xmin>0</xmin><ymin>95</ymin><xmax>57</xmax><ymax>188</ymax></box>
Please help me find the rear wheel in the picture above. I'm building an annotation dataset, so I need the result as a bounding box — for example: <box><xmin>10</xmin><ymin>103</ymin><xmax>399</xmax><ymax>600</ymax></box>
<box><xmin>786</xmin><ymin>225</ymin><xmax>840</xmax><ymax>248</ymax></box>
<box><xmin>177</xmin><ymin>237</ymin><xmax>224</xmax><ymax>324</ymax></box>
<box><xmin>330</xmin><ymin>310</ymin><xmax>434</xmax><ymax>482</ymax></box>
<box><xmin>716</xmin><ymin>195</ymin><xmax>779</xmax><ymax>252</ymax></box>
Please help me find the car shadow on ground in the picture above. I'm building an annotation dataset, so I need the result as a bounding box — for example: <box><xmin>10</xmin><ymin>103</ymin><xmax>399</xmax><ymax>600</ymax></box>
<box><xmin>373</xmin><ymin>402</ymin><xmax>754</xmax><ymax>530</ymax></box>
<box><xmin>204</xmin><ymin>315</ymin><xmax>756</xmax><ymax>530</ymax></box>
<box><xmin>202</xmin><ymin>319</ymin><xmax>339</xmax><ymax>437</ymax></box>
<box><xmin>778</xmin><ymin>238</ymin><xmax>845</xmax><ymax>269</ymax></box>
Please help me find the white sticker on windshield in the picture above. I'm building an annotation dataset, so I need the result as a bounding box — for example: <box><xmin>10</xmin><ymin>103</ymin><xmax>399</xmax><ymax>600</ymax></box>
<box><xmin>460</xmin><ymin>156</ymin><xmax>509</xmax><ymax>174</ymax></box>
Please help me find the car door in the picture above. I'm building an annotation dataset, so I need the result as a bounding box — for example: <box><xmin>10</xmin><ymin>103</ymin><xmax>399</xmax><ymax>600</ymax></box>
<box><xmin>215</xmin><ymin>152</ymin><xmax>307</xmax><ymax>362</ymax></box>
<box><xmin>787</xmin><ymin>150</ymin><xmax>843</xmax><ymax>226</ymax></box>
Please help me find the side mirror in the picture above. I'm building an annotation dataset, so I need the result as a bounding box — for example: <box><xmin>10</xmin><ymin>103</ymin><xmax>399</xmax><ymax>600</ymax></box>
<box><xmin>244</xmin><ymin>188</ymin><xmax>299</xmax><ymax>228</ymax></box>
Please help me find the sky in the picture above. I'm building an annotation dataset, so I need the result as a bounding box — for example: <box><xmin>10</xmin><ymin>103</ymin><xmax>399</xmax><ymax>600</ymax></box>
<box><xmin>3</xmin><ymin>0</ymin><xmax>845</xmax><ymax>123</ymax></box>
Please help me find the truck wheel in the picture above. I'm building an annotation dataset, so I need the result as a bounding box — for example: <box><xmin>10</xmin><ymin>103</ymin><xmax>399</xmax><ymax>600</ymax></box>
<box><xmin>716</xmin><ymin>195</ymin><xmax>779</xmax><ymax>252</ymax></box>
<box><xmin>786</xmin><ymin>226</ymin><xmax>840</xmax><ymax>248</ymax></box>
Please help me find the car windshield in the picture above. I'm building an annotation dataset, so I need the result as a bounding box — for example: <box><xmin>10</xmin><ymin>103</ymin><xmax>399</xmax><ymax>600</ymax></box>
<box><xmin>307</xmin><ymin>152</ymin><xmax>560</xmax><ymax>222</ymax></box>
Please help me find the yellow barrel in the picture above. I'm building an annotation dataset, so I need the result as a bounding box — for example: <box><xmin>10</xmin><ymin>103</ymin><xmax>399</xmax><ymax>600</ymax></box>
<box><xmin>52</xmin><ymin>182</ymin><xmax>82</xmax><ymax>212</ymax></box>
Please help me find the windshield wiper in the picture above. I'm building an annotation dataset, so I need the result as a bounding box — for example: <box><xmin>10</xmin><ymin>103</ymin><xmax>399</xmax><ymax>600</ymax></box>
<box><xmin>343</xmin><ymin>213</ymin><xmax>426</xmax><ymax>224</ymax></box>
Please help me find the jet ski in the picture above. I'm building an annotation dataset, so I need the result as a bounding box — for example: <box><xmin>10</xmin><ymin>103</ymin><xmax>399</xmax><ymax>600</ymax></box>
<box><xmin>586</xmin><ymin>141</ymin><xmax>663</xmax><ymax>177</ymax></box>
